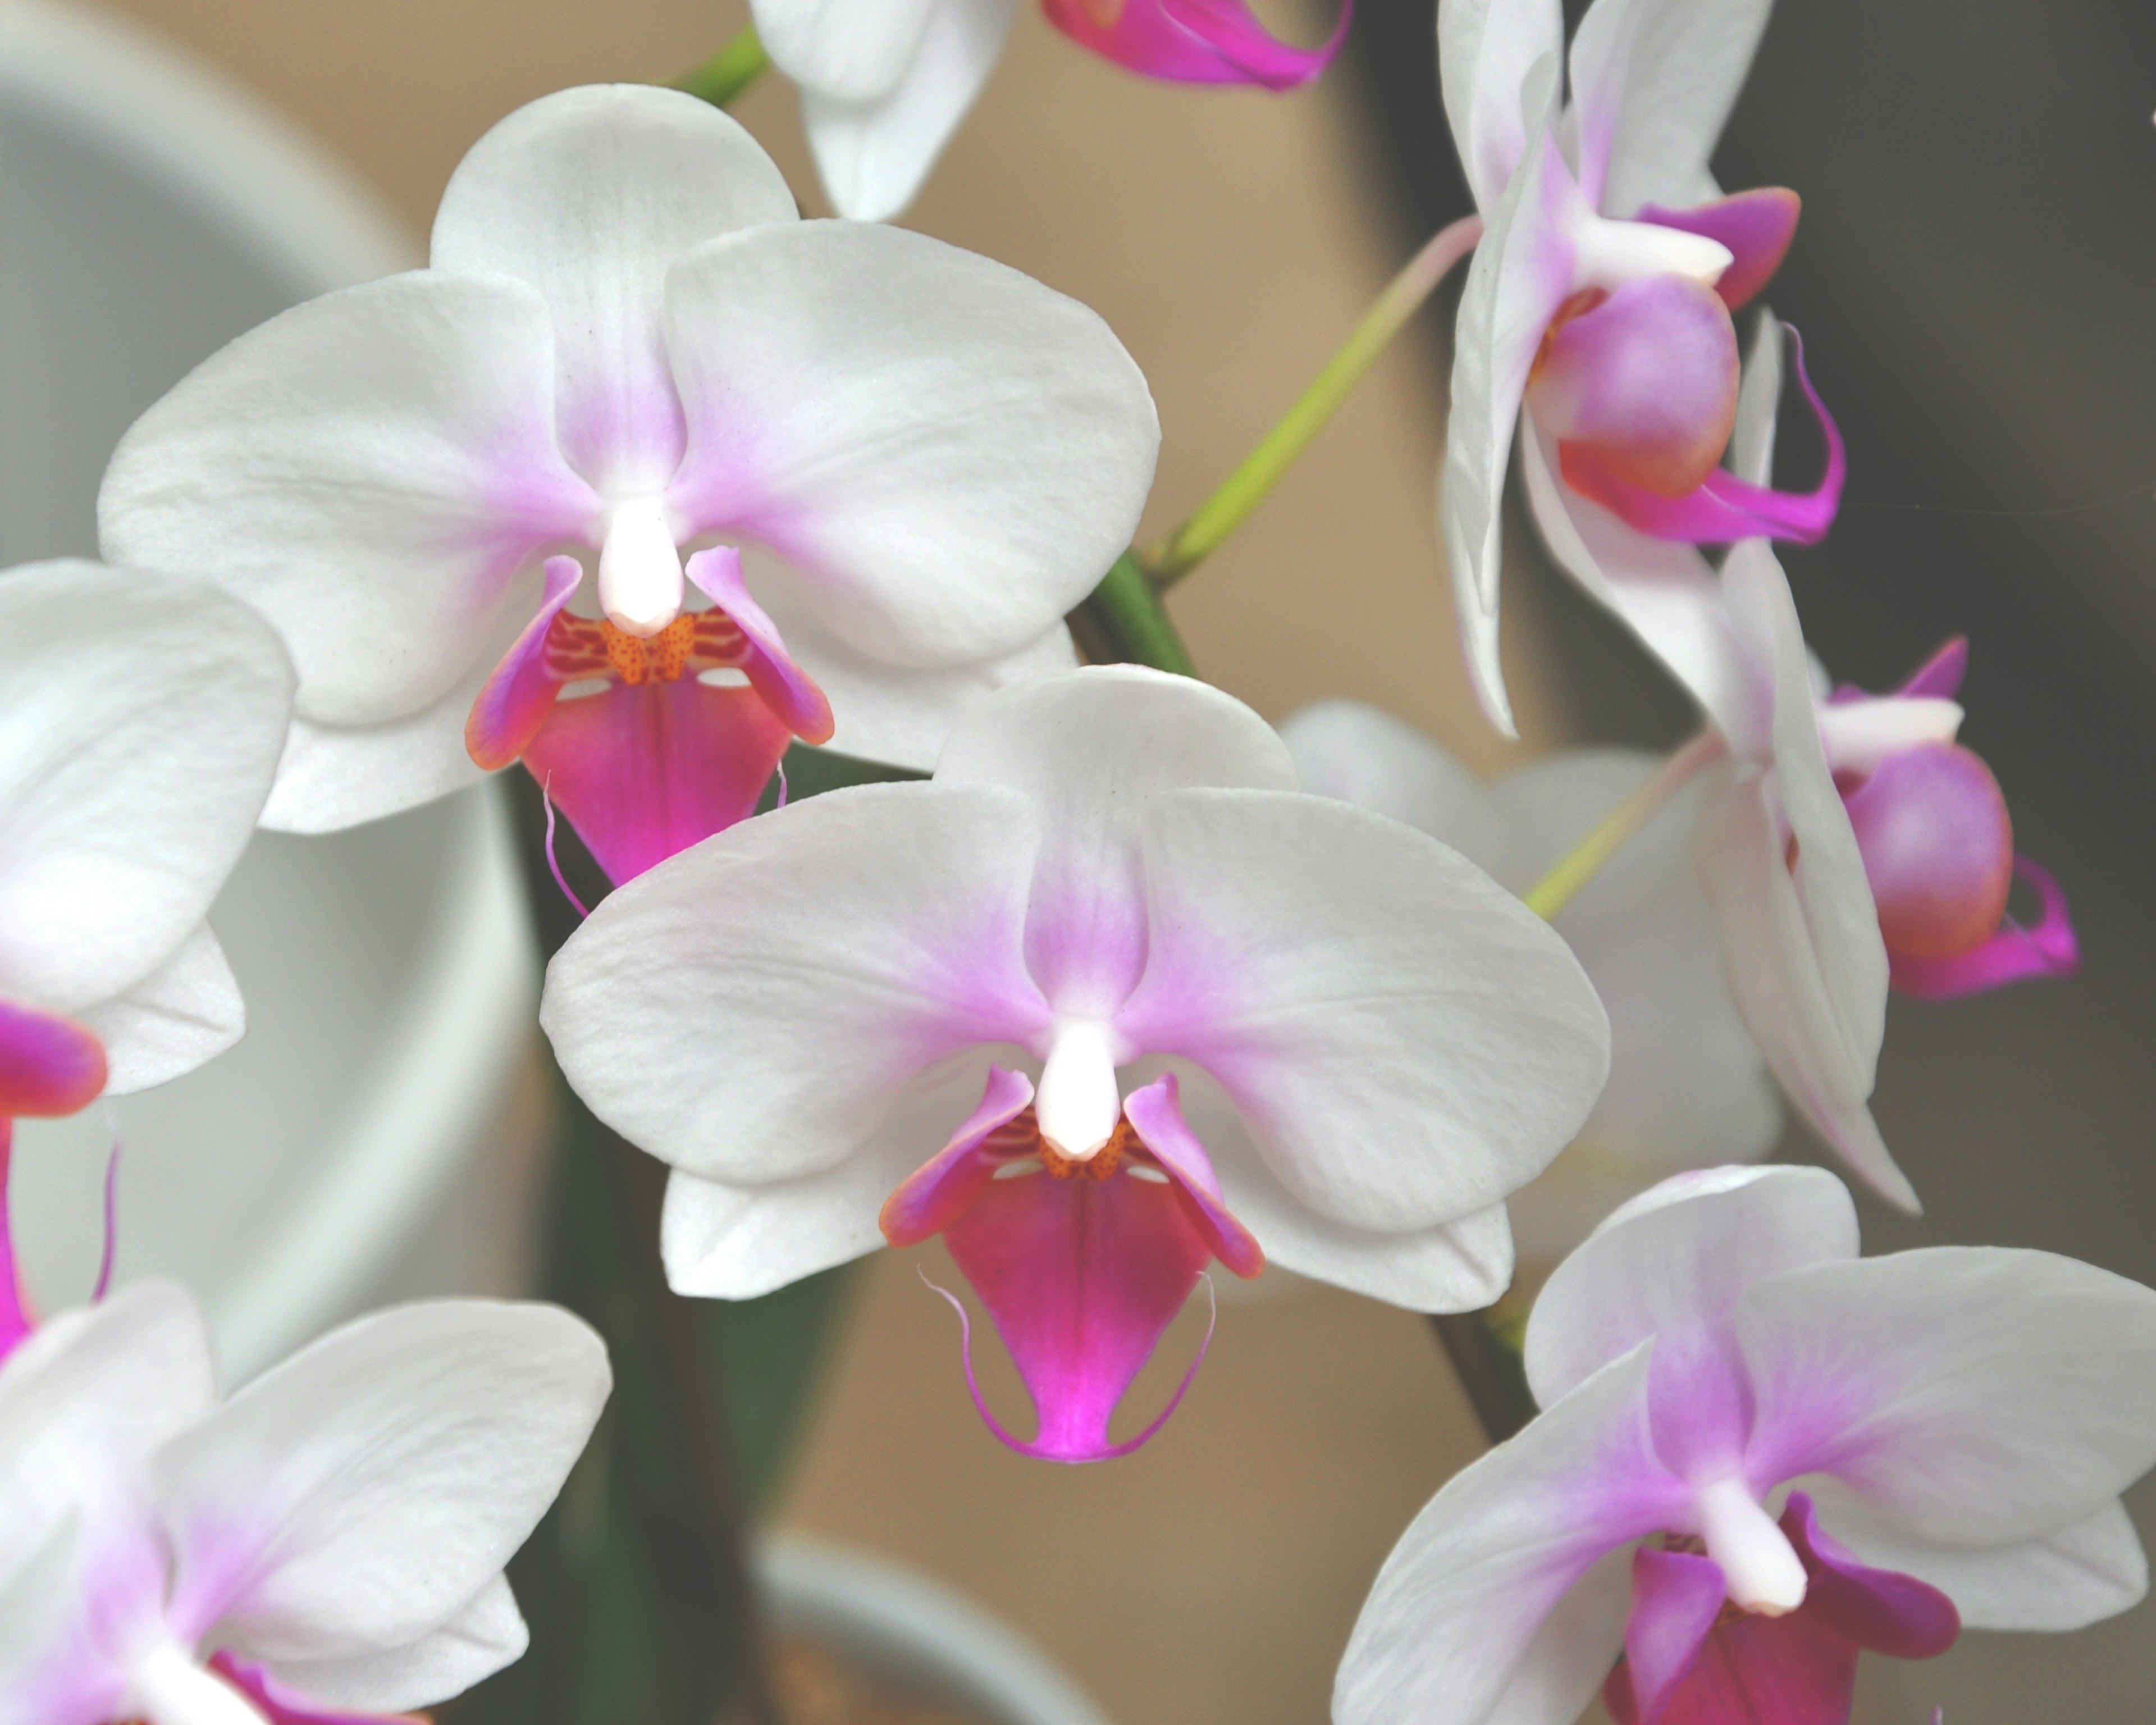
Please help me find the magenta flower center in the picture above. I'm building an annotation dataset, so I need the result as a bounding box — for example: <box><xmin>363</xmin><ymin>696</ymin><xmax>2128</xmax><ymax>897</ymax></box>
<box><xmin>1839</xmin><ymin>742</ymin><xmax>2014</xmax><ymax>962</ymax></box>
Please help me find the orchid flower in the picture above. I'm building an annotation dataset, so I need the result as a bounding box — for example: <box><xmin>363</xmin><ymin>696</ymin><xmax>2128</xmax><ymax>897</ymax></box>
<box><xmin>1550</xmin><ymin>326</ymin><xmax>2072</xmax><ymax>1211</ymax></box>
<box><xmin>1282</xmin><ymin>700</ymin><xmax>1778</xmax><ymax>1266</ymax></box>
<box><xmin>542</xmin><ymin>666</ymin><xmax>1609</xmax><ymax>1461</ymax></box>
<box><xmin>751</xmin><ymin>0</ymin><xmax>1353</xmax><ymax>223</ymax></box>
<box><xmin>0</xmin><ymin>562</ymin><xmax>293</xmax><ymax>1124</ymax></box>
<box><xmin>1334</xmin><ymin>1164</ymin><xmax>2156</xmax><ymax>1725</ymax></box>
<box><xmin>1439</xmin><ymin>0</ymin><xmax>1839</xmax><ymax>731</ymax></box>
<box><xmin>99</xmin><ymin>84</ymin><xmax>1159</xmax><ymax>887</ymax></box>
<box><xmin>0</xmin><ymin>1271</ymin><xmax>608</xmax><ymax>1725</ymax></box>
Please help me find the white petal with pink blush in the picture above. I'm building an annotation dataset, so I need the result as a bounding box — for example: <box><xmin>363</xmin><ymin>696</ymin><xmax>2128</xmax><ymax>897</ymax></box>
<box><xmin>0</xmin><ymin>1285</ymin><xmax>608</xmax><ymax>1725</ymax></box>
<box><xmin>0</xmin><ymin>563</ymin><xmax>293</xmax><ymax>1121</ymax></box>
<box><xmin>1282</xmin><ymin>700</ymin><xmax>1779</xmax><ymax>1267</ymax></box>
<box><xmin>1335</xmin><ymin>1165</ymin><xmax>2156</xmax><ymax>1725</ymax></box>
<box><xmin>1437</xmin><ymin>0</ymin><xmax>1835</xmax><ymax>731</ymax></box>
<box><xmin>100</xmin><ymin>84</ymin><xmax>1158</xmax><ymax>887</ymax></box>
<box><xmin>542</xmin><ymin>667</ymin><xmax>1610</xmax><ymax>1461</ymax></box>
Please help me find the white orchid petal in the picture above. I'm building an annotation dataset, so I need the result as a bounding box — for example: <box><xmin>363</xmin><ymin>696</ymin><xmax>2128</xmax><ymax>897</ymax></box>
<box><xmin>432</xmin><ymin>85</ymin><xmax>796</xmax><ymax>495</ymax></box>
<box><xmin>798</xmin><ymin>0</ymin><xmax>1022</xmax><ymax>220</ymax></box>
<box><xmin>1729</xmin><ymin>310</ymin><xmax>1783</xmax><ymax>486</ymax></box>
<box><xmin>1172</xmin><ymin>1064</ymin><xmax>1515</xmax><ymax>1311</ymax></box>
<box><xmin>661</xmin><ymin>1054</ymin><xmax>1000</xmax><ymax>1298</ymax></box>
<box><xmin>666</xmin><ymin>220</ymin><xmax>1154</xmax><ymax>669</ymax></box>
<box><xmin>542</xmin><ymin>782</ymin><xmax>1047</xmax><ymax>1188</ymax></box>
<box><xmin>258</xmin><ymin>676</ymin><xmax>493</xmax><ymax>834</ymax></box>
<box><xmin>937</xmin><ymin>668</ymin><xmax>1295</xmax><ymax>1017</ymax></box>
<box><xmin>1444</xmin><ymin>59</ymin><xmax>1576</xmax><ymax>736</ymax></box>
<box><xmin>80</xmin><ymin>924</ymin><xmax>243</xmax><ymax>1096</ymax></box>
<box><xmin>99</xmin><ymin>273</ymin><xmax>597</xmax><ymax>733</ymax></box>
<box><xmin>154</xmin><ymin>1301</ymin><xmax>608</xmax><ymax>1664</ymax></box>
<box><xmin>1566</xmin><ymin>0</ymin><xmax>1771</xmax><ymax>216</ymax></box>
<box><xmin>753</xmin><ymin>0</ymin><xmax>943</xmax><ymax>103</ymax></box>
<box><xmin>1803</xmin><ymin>1479</ymin><xmax>2147</xmax><ymax>1634</ymax></box>
<box><xmin>1739</xmin><ymin>1247</ymin><xmax>2156</xmax><ymax>1550</ymax></box>
<box><xmin>1525</xmin><ymin>1164</ymin><xmax>1854</xmax><ymax>1420</ymax></box>
<box><xmin>1120</xmin><ymin>787</ymin><xmax>1609</xmax><ymax>1233</ymax></box>
<box><xmin>1437</xmin><ymin>0</ymin><xmax>1565</xmax><ymax>209</ymax></box>
<box><xmin>262</xmin><ymin>1574</ymin><xmax>527</xmax><ymax>1713</ymax></box>
<box><xmin>744</xmin><ymin>571</ymin><xmax>1076</xmax><ymax>773</ymax></box>
<box><xmin>1334</xmin><ymin>1344</ymin><xmax>1682</xmax><ymax>1725</ymax></box>
<box><xmin>1481</xmin><ymin>1546</ymin><xmax>1633</xmax><ymax>1725</ymax></box>
<box><xmin>1277</xmin><ymin>700</ymin><xmax>1502</xmax><ymax>870</ymax></box>
<box><xmin>1518</xmin><ymin>417</ymin><xmax>1757</xmax><ymax>743</ymax></box>
<box><xmin>1815</xmin><ymin>696</ymin><xmax>1963</xmax><ymax>775</ymax></box>
<box><xmin>0</xmin><ymin>1283</ymin><xmax>216</xmax><ymax>1589</ymax></box>
<box><xmin>0</xmin><ymin>565</ymin><xmax>290</xmax><ymax>1022</ymax></box>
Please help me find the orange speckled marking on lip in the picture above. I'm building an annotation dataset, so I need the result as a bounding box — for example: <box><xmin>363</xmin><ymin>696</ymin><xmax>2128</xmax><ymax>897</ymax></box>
<box><xmin>1041</xmin><ymin>1114</ymin><xmax>1140</xmax><ymax>1181</ymax></box>
<box><xmin>544</xmin><ymin>610</ymin><xmax>750</xmax><ymax>687</ymax></box>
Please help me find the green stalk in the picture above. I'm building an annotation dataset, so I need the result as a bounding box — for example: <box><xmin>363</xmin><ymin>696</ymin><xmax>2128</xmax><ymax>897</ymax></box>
<box><xmin>1070</xmin><ymin>548</ymin><xmax>1197</xmax><ymax>674</ymax></box>
<box><xmin>1145</xmin><ymin>213</ymin><xmax>1483</xmax><ymax>588</ymax></box>
<box><xmin>678</xmin><ymin>22</ymin><xmax>771</xmax><ymax>108</ymax></box>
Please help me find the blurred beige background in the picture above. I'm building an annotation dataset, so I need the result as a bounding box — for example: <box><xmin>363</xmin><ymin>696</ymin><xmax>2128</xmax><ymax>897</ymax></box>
<box><xmin>35</xmin><ymin>4</ymin><xmax>2091</xmax><ymax>1724</ymax></box>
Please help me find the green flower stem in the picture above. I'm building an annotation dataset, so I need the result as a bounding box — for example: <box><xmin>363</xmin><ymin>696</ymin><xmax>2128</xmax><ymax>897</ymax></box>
<box><xmin>1144</xmin><ymin>212</ymin><xmax>1484</xmax><ymax>589</ymax></box>
<box><xmin>1431</xmin><ymin>1303</ymin><xmax>1534</xmax><ymax>1443</ymax></box>
<box><xmin>1522</xmin><ymin>730</ymin><xmax>1725</xmax><ymax>923</ymax></box>
<box><xmin>678</xmin><ymin>22</ymin><xmax>771</xmax><ymax>108</ymax></box>
<box><xmin>1070</xmin><ymin>547</ymin><xmax>1198</xmax><ymax>674</ymax></box>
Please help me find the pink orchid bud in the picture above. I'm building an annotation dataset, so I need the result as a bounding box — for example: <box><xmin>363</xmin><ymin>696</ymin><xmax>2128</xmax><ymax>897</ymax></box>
<box><xmin>1840</xmin><ymin>742</ymin><xmax>2016</xmax><ymax>962</ymax></box>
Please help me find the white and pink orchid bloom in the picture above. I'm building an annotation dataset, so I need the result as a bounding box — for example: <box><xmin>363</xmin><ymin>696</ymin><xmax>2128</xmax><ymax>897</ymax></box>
<box><xmin>542</xmin><ymin>666</ymin><xmax>1609</xmax><ymax>1461</ymax></box>
<box><xmin>1559</xmin><ymin>326</ymin><xmax>2073</xmax><ymax>1211</ymax></box>
<box><xmin>0</xmin><ymin>562</ymin><xmax>293</xmax><ymax>1126</ymax></box>
<box><xmin>1281</xmin><ymin>700</ymin><xmax>1778</xmax><ymax>1266</ymax></box>
<box><xmin>99</xmin><ymin>85</ymin><xmax>1158</xmax><ymax>887</ymax></box>
<box><xmin>1335</xmin><ymin>1164</ymin><xmax>2156</xmax><ymax>1725</ymax></box>
<box><xmin>0</xmin><ymin>1271</ymin><xmax>607</xmax><ymax>1725</ymax></box>
<box><xmin>752</xmin><ymin>0</ymin><xmax>1352</xmax><ymax>223</ymax></box>
<box><xmin>1439</xmin><ymin>0</ymin><xmax>1840</xmax><ymax>732</ymax></box>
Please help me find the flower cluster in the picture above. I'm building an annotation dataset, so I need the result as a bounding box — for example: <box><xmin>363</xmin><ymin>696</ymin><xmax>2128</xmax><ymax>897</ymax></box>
<box><xmin>0</xmin><ymin>0</ymin><xmax>2144</xmax><ymax>1722</ymax></box>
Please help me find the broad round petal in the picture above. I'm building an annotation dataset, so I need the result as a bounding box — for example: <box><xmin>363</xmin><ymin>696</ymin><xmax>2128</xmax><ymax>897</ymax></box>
<box><xmin>661</xmin><ymin>1053</ymin><xmax>1002</xmax><ymax>1298</ymax></box>
<box><xmin>937</xmin><ymin>667</ymin><xmax>1296</xmax><ymax>1016</ymax></box>
<box><xmin>754</xmin><ymin>0</ymin><xmax>943</xmax><ymax>102</ymax></box>
<box><xmin>0</xmin><ymin>563</ymin><xmax>291</xmax><ymax>1017</ymax></box>
<box><xmin>1445</xmin><ymin>66</ymin><xmax>1577</xmax><ymax>736</ymax></box>
<box><xmin>98</xmin><ymin>273</ymin><xmax>599</xmax><ymax>732</ymax></box>
<box><xmin>431</xmin><ymin>85</ymin><xmax>796</xmax><ymax>494</ymax></box>
<box><xmin>80</xmin><ymin>924</ymin><xmax>243</xmax><ymax>1097</ymax></box>
<box><xmin>156</xmin><ymin>1300</ymin><xmax>609</xmax><ymax>1663</ymax></box>
<box><xmin>1186</xmin><ymin>1069</ymin><xmax>1516</xmax><ymax>1308</ymax></box>
<box><xmin>1277</xmin><ymin>700</ymin><xmax>1501</xmax><ymax>868</ymax></box>
<box><xmin>1801</xmin><ymin>1481</ymin><xmax>2147</xmax><ymax>1635</ymax></box>
<box><xmin>1437</xmin><ymin>0</ymin><xmax>1564</xmax><ymax>209</ymax></box>
<box><xmin>1118</xmin><ymin>788</ymin><xmax>1609</xmax><ymax>1233</ymax></box>
<box><xmin>259</xmin><ymin>1575</ymin><xmax>527</xmax><ymax>1713</ymax></box>
<box><xmin>797</xmin><ymin>0</ymin><xmax>1022</xmax><ymax>221</ymax></box>
<box><xmin>1526</xmin><ymin>1166</ymin><xmax>1857</xmax><ymax>1476</ymax></box>
<box><xmin>666</xmin><ymin>221</ymin><xmax>1154</xmax><ymax>669</ymax></box>
<box><xmin>1565</xmin><ymin>0</ymin><xmax>1773</xmax><ymax>216</ymax></box>
<box><xmin>0</xmin><ymin>1281</ymin><xmax>216</xmax><ymax>1586</ymax></box>
<box><xmin>1738</xmin><ymin>1246</ymin><xmax>2156</xmax><ymax>1549</ymax></box>
<box><xmin>1335</xmin><ymin>1344</ymin><xmax>1685</xmax><ymax>1725</ymax></box>
<box><xmin>750</xmin><ymin>580</ymin><xmax>1077</xmax><ymax>772</ymax></box>
<box><xmin>542</xmin><ymin>782</ymin><xmax>1048</xmax><ymax>1187</ymax></box>
<box><xmin>262</xmin><ymin>679</ymin><xmax>492</xmax><ymax>833</ymax></box>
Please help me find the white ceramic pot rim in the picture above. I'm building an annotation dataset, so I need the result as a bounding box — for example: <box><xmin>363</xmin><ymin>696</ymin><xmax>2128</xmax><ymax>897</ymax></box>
<box><xmin>759</xmin><ymin>1537</ymin><xmax>1116</xmax><ymax>1725</ymax></box>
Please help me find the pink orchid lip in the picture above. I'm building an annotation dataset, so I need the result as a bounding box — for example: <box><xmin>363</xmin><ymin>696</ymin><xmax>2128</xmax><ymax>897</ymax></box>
<box><xmin>1559</xmin><ymin>327</ymin><xmax>1846</xmax><ymax>546</ymax></box>
<box><xmin>1528</xmin><ymin>275</ymin><xmax>1741</xmax><ymax>499</ymax></box>
<box><xmin>1637</xmin><ymin>188</ymin><xmax>1802</xmax><ymax>314</ymax></box>
<box><xmin>465</xmin><ymin>548</ymin><xmax>834</xmax><ymax>885</ymax></box>
<box><xmin>1826</xmin><ymin>640</ymin><xmax>2079</xmax><ymax>997</ymax></box>
<box><xmin>1606</xmin><ymin>1494</ymin><xmax>1957</xmax><ymax>1725</ymax></box>
<box><xmin>0</xmin><ymin>996</ymin><xmax>108</xmax><ymax>1120</ymax></box>
<box><xmin>1041</xmin><ymin>0</ymin><xmax>1351</xmax><ymax>91</ymax></box>
<box><xmin>1</xmin><ymin>1120</ymin><xmax>34</xmax><ymax>1366</ymax></box>
<box><xmin>1842</xmin><ymin>743</ymin><xmax>2015</xmax><ymax>962</ymax></box>
<box><xmin>889</xmin><ymin>1068</ymin><xmax>1262</xmax><ymax>1463</ymax></box>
